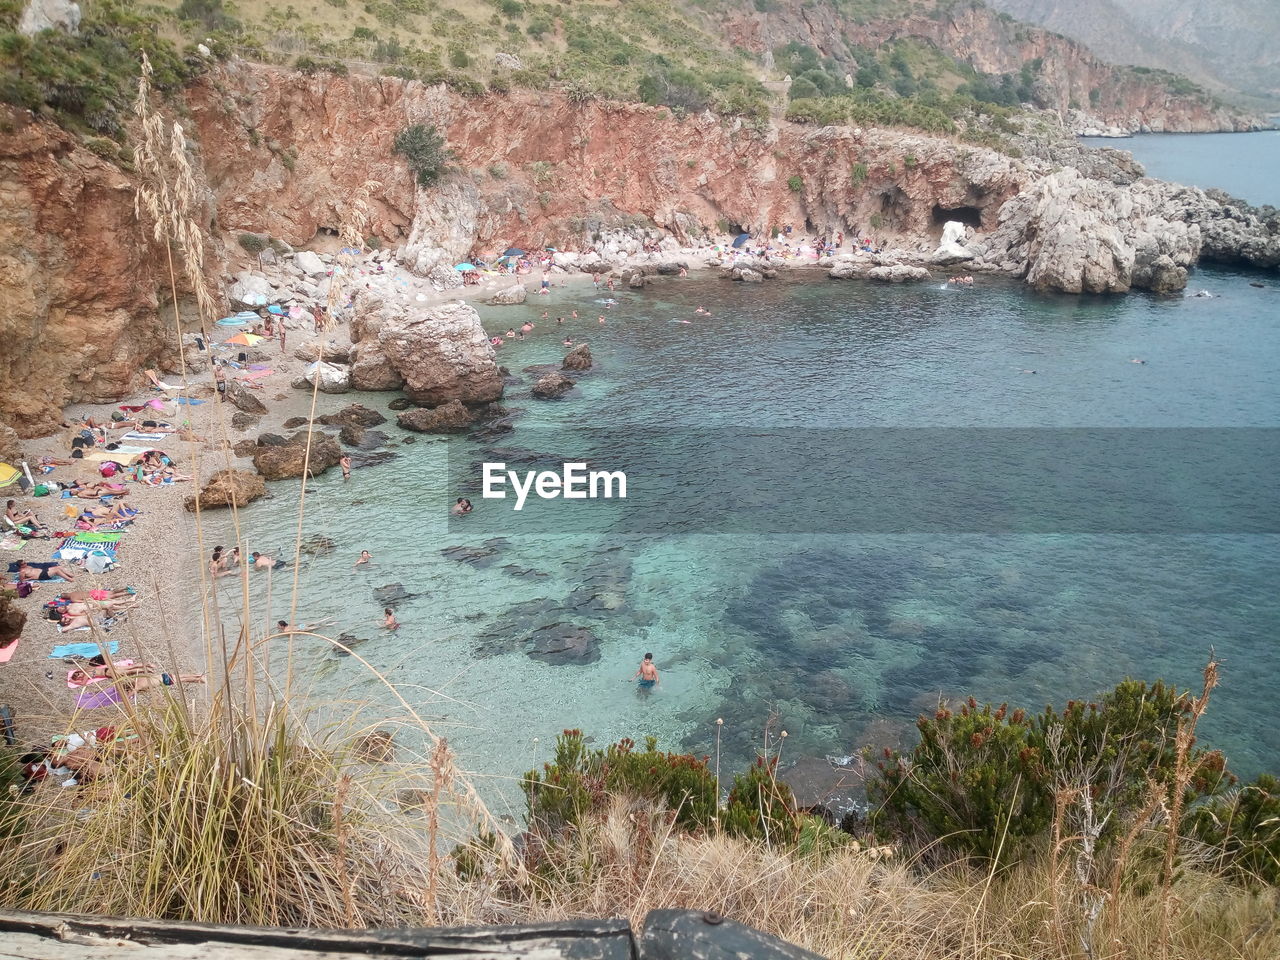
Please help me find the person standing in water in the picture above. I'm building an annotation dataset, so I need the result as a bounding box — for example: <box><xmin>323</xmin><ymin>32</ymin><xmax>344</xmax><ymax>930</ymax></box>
<box><xmin>629</xmin><ymin>652</ymin><xmax>660</xmax><ymax>690</ymax></box>
<box><xmin>340</xmin><ymin>454</ymin><xmax>352</xmax><ymax>480</ymax></box>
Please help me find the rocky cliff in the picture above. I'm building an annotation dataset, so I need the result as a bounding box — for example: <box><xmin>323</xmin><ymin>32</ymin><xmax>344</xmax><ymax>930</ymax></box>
<box><xmin>0</xmin><ymin>107</ymin><xmax>221</xmax><ymax>436</ymax></box>
<box><xmin>186</xmin><ymin>64</ymin><xmax>1028</xmax><ymax>261</ymax></box>
<box><xmin>718</xmin><ymin>0</ymin><xmax>1261</xmax><ymax>134</ymax></box>
<box><xmin>986</xmin><ymin>0</ymin><xmax>1280</xmax><ymax>107</ymax></box>
<box><xmin>1</xmin><ymin>63</ymin><xmax>1276</xmax><ymax>438</ymax></box>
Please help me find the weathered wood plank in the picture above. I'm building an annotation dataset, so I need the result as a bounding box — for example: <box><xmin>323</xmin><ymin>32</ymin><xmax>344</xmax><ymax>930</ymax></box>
<box><xmin>0</xmin><ymin>910</ymin><xmax>635</xmax><ymax>960</ymax></box>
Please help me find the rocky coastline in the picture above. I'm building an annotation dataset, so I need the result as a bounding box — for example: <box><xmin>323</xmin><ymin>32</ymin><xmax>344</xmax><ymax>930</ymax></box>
<box><xmin>2</xmin><ymin>62</ymin><xmax>1279</xmax><ymax>444</ymax></box>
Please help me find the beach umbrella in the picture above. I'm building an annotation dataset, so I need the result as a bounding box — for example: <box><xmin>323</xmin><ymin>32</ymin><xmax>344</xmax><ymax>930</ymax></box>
<box><xmin>503</xmin><ymin>247</ymin><xmax>526</xmax><ymax>257</ymax></box>
<box><xmin>454</xmin><ymin>263</ymin><xmax>476</xmax><ymax>271</ymax></box>
<box><xmin>225</xmin><ymin>332</ymin><xmax>265</xmax><ymax>346</ymax></box>
<box><xmin>732</xmin><ymin>233</ymin><xmax>751</xmax><ymax>248</ymax></box>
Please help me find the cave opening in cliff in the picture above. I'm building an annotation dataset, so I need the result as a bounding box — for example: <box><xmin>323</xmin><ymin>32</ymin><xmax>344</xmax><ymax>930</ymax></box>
<box><xmin>931</xmin><ymin>204</ymin><xmax>983</xmax><ymax>229</ymax></box>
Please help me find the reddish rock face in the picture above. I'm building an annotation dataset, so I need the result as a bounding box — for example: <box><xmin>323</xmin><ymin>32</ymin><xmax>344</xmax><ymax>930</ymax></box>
<box><xmin>0</xmin><ymin>109</ymin><xmax>210</xmax><ymax>436</ymax></box>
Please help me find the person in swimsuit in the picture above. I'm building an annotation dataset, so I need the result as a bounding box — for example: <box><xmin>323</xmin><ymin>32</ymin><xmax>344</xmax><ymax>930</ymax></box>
<box><xmin>17</xmin><ymin>561</ymin><xmax>75</xmax><ymax>582</ymax></box>
<box><xmin>340</xmin><ymin>455</ymin><xmax>352</xmax><ymax>480</ymax></box>
<box><xmin>629</xmin><ymin>652</ymin><xmax>660</xmax><ymax>690</ymax></box>
<box><xmin>354</xmin><ymin>550</ymin><xmax>373</xmax><ymax>568</ymax></box>
<box><xmin>382</xmin><ymin>608</ymin><xmax>400</xmax><ymax>630</ymax></box>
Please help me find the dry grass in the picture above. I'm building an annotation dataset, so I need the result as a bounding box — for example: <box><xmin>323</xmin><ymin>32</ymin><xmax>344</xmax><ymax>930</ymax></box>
<box><xmin>439</xmin><ymin>794</ymin><xmax>1280</xmax><ymax>960</ymax></box>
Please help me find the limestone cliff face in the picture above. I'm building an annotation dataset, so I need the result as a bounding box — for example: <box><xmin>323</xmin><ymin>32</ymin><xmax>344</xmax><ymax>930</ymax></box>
<box><xmin>187</xmin><ymin>65</ymin><xmax>1026</xmax><ymax>258</ymax></box>
<box><xmin>0</xmin><ymin>109</ymin><xmax>177</xmax><ymax>436</ymax></box>
<box><xmin>718</xmin><ymin>2</ymin><xmax>1260</xmax><ymax>134</ymax></box>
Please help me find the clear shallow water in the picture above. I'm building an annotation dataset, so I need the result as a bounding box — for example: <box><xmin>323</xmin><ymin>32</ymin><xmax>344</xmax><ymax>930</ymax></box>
<box><xmin>208</xmin><ymin>269</ymin><xmax>1280</xmax><ymax>813</ymax></box>
<box><xmin>1081</xmin><ymin>131</ymin><xmax>1280</xmax><ymax>208</ymax></box>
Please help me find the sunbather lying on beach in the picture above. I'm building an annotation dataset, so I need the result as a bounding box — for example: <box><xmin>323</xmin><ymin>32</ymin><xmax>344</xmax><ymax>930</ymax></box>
<box><xmin>74</xmin><ymin>672</ymin><xmax>206</xmax><ymax>710</ymax></box>
<box><xmin>59</xmin><ymin>596</ymin><xmax>137</xmax><ymax>615</ymax></box>
<box><xmin>82</xmin><ymin>500</ymin><xmax>138</xmax><ymax>522</ymax></box>
<box><xmin>67</xmin><ymin>479</ymin><xmax>125</xmax><ymax>498</ymax></box>
<box><xmin>67</xmin><ymin>660</ymin><xmax>164</xmax><ymax>687</ymax></box>
<box><xmin>140</xmin><ymin>466</ymin><xmax>192</xmax><ymax>484</ymax></box>
<box><xmin>17</xmin><ymin>560</ymin><xmax>75</xmax><ymax>582</ymax></box>
<box><xmin>62</xmin><ymin>587</ymin><xmax>134</xmax><ymax>603</ymax></box>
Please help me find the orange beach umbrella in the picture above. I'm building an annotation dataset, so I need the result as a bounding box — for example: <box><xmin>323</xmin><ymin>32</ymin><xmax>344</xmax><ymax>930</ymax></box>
<box><xmin>225</xmin><ymin>332</ymin><xmax>265</xmax><ymax>346</ymax></box>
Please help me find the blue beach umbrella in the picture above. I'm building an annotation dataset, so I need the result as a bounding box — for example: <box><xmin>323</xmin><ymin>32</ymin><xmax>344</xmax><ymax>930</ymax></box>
<box><xmin>454</xmin><ymin>262</ymin><xmax>476</xmax><ymax>271</ymax></box>
<box><xmin>732</xmin><ymin>233</ymin><xmax>751</xmax><ymax>248</ymax></box>
<box><xmin>503</xmin><ymin>247</ymin><xmax>526</xmax><ymax>257</ymax></box>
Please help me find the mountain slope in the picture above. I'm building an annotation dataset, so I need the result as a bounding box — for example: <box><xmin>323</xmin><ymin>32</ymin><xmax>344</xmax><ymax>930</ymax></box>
<box><xmin>985</xmin><ymin>0</ymin><xmax>1280</xmax><ymax>108</ymax></box>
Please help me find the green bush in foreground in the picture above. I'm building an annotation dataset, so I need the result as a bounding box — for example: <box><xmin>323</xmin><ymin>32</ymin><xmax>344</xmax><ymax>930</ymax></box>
<box><xmin>868</xmin><ymin>678</ymin><xmax>1233</xmax><ymax>863</ymax></box>
<box><xmin>1188</xmin><ymin>774</ymin><xmax>1280</xmax><ymax>885</ymax></box>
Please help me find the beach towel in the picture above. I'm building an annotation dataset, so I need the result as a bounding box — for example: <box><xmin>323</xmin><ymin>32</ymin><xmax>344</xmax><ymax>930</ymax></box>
<box><xmin>0</xmin><ymin>637</ymin><xmax>18</xmax><ymax>664</ymax></box>
<box><xmin>244</xmin><ymin>369</ymin><xmax>274</xmax><ymax>380</ymax></box>
<box><xmin>175</xmin><ymin>397</ymin><xmax>205</xmax><ymax>405</ymax></box>
<box><xmin>65</xmin><ymin>532</ymin><xmax>124</xmax><ymax>545</ymax></box>
<box><xmin>118</xmin><ymin>432</ymin><xmax>168</xmax><ymax>443</ymax></box>
<box><xmin>50</xmin><ymin>641</ymin><xmax>119</xmax><ymax>659</ymax></box>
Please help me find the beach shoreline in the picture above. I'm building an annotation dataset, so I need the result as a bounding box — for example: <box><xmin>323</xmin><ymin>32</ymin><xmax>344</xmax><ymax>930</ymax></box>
<box><xmin>0</xmin><ymin>242</ymin><xmax>901</xmax><ymax>746</ymax></box>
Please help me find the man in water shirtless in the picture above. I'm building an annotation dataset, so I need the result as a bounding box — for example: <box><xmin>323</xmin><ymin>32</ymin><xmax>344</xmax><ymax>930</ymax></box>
<box><xmin>629</xmin><ymin>652</ymin><xmax>660</xmax><ymax>690</ymax></box>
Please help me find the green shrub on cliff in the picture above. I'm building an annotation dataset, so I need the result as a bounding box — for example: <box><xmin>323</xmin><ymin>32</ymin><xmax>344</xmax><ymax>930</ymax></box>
<box><xmin>1187</xmin><ymin>774</ymin><xmax>1280</xmax><ymax>885</ymax></box>
<box><xmin>0</xmin><ymin>0</ymin><xmax>198</xmax><ymax>139</ymax></box>
<box><xmin>524</xmin><ymin>730</ymin><xmax>719</xmax><ymax>835</ymax></box>
<box><xmin>868</xmin><ymin>679</ymin><xmax>1233</xmax><ymax>863</ymax></box>
<box><xmin>393</xmin><ymin>122</ymin><xmax>450</xmax><ymax>186</ymax></box>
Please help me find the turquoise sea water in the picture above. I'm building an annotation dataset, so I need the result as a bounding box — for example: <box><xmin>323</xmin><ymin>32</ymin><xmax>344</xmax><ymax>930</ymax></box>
<box><xmin>1081</xmin><ymin>131</ymin><xmax>1280</xmax><ymax>208</ymax></box>
<box><xmin>207</xmin><ymin>266</ymin><xmax>1280</xmax><ymax>814</ymax></box>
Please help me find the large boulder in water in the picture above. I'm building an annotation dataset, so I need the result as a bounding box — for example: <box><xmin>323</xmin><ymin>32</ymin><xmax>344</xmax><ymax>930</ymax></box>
<box><xmin>355</xmin><ymin>295</ymin><xmax>503</xmax><ymax>406</ymax></box>
<box><xmin>184</xmin><ymin>469</ymin><xmax>267</xmax><ymax>511</ymax></box>
<box><xmin>317</xmin><ymin>403</ymin><xmax>387</xmax><ymax>430</ymax></box>
<box><xmin>488</xmin><ymin>284</ymin><xmax>528</xmax><ymax>305</ymax></box>
<box><xmin>980</xmin><ymin>168</ymin><xmax>1211</xmax><ymax>294</ymax></box>
<box><xmin>397</xmin><ymin>399</ymin><xmax>476</xmax><ymax>433</ymax></box>
<box><xmin>531</xmin><ymin>372</ymin><xmax>575</xmax><ymax>399</ymax></box>
<box><xmin>252</xmin><ymin>431</ymin><xmax>342</xmax><ymax>479</ymax></box>
<box><xmin>562</xmin><ymin>344</ymin><xmax>592</xmax><ymax>371</ymax></box>
<box><xmin>868</xmin><ymin>264</ymin><xmax>931</xmax><ymax>283</ymax></box>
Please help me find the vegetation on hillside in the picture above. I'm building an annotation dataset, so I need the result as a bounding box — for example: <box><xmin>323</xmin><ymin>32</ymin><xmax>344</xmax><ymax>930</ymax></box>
<box><xmin>0</xmin><ymin>0</ymin><xmax>1231</xmax><ymax>147</ymax></box>
<box><xmin>0</xmin><ymin>0</ymin><xmax>209</xmax><ymax>139</ymax></box>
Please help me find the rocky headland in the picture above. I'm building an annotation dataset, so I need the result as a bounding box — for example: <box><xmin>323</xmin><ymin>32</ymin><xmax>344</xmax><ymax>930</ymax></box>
<box><xmin>1</xmin><ymin>61</ymin><xmax>1278</xmax><ymax>441</ymax></box>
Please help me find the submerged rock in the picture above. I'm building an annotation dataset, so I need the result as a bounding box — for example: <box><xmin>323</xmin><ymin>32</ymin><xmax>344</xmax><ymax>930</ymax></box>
<box><xmin>525</xmin><ymin>623</ymin><xmax>601</xmax><ymax>665</ymax></box>
<box><xmin>373</xmin><ymin>582</ymin><xmax>416</xmax><ymax>605</ymax></box>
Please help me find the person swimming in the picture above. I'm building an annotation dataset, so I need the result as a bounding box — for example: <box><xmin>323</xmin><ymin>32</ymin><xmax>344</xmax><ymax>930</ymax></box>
<box><xmin>353</xmin><ymin>550</ymin><xmax>373</xmax><ymax>568</ymax></box>
<box><xmin>382</xmin><ymin>608</ymin><xmax>400</xmax><ymax>630</ymax></box>
<box><xmin>563</xmin><ymin>337</ymin><xmax>573</xmax><ymax>346</ymax></box>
